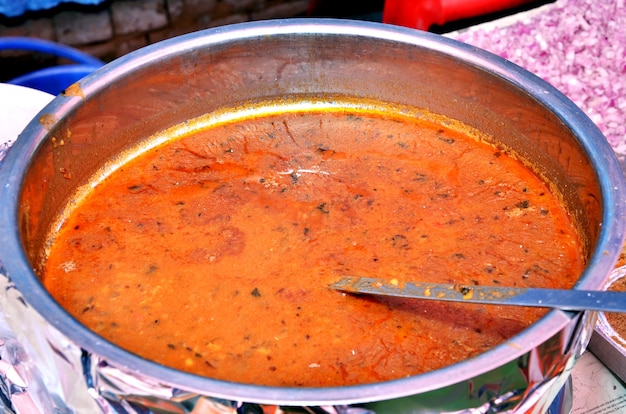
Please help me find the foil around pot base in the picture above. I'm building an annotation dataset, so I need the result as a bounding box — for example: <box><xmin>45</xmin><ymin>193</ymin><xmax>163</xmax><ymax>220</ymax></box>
<box><xmin>0</xmin><ymin>271</ymin><xmax>588</xmax><ymax>414</ymax></box>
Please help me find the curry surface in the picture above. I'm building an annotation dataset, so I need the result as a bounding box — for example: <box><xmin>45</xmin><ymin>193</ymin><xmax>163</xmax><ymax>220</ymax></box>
<box><xmin>43</xmin><ymin>107</ymin><xmax>584</xmax><ymax>387</ymax></box>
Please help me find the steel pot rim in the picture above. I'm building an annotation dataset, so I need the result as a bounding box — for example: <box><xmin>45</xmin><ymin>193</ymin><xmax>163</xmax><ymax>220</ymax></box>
<box><xmin>1</xmin><ymin>18</ymin><xmax>625</xmax><ymax>405</ymax></box>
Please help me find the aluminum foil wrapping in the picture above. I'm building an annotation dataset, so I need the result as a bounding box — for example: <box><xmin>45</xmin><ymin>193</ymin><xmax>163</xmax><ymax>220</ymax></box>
<box><xmin>0</xmin><ymin>265</ymin><xmax>589</xmax><ymax>414</ymax></box>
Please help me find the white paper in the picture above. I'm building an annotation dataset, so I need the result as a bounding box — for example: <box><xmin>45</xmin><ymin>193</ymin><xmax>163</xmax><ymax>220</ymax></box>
<box><xmin>571</xmin><ymin>352</ymin><xmax>626</xmax><ymax>414</ymax></box>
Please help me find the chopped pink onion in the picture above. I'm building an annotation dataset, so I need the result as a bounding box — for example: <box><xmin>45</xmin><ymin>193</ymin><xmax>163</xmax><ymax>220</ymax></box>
<box><xmin>451</xmin><ymin>0</ymin><xmax>626</xmax><ymax>153</ymax></box>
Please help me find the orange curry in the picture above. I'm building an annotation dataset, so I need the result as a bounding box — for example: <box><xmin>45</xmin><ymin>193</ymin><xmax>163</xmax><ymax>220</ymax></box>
<box><xmin>43</xmin><ymin>104</ymin><xmax>584</xmax><ymax>387</ymax></box>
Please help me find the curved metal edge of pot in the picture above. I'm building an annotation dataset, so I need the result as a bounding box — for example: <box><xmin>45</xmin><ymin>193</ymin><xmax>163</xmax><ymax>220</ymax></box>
<box><xmin>0</xmin><ymin>18</ymin><xmax>625</xmax><ymax>412</ymax></box>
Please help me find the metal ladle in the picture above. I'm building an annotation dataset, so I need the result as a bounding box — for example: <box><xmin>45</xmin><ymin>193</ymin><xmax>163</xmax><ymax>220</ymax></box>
<box><xmin>330</xmin><ymin>276</ymin><xmax>626</xmax><ymax>312</ymax></box>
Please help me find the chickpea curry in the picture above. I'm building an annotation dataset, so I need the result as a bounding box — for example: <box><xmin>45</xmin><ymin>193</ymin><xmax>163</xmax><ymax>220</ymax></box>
<box><xmin>43</xmin><ymin>102</ymin><xmax>584</xmax><ymax>387</ymax></box>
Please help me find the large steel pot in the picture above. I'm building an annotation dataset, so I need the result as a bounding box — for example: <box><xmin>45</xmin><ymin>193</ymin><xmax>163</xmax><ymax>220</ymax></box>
<box><xmin>0</xmin><ymin>19</ymin><xmax>625</xmax><ymax>414</ymax></box>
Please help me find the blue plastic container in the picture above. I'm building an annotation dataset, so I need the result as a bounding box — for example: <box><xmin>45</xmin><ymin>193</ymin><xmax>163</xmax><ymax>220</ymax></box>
<box><xmin>0</xmin><ymin>37</ymin><xmax>103</xmax><ymax>95</ymax></box>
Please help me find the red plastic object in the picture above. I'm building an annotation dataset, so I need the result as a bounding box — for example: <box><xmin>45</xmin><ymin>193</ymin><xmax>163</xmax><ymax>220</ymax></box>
<box><xmin>383</xmin><ymin>0</ymin><xmax>535</xmax><ymax>30</ymax></box>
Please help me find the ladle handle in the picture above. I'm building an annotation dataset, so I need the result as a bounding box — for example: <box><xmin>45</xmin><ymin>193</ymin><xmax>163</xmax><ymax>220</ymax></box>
<box><xmin>329</xmin><ymin>276</ymin><xmax>626</xmax><ymax>312</ymax></box>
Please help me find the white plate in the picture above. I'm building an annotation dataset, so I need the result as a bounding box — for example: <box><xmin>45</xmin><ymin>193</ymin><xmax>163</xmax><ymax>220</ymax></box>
<box><xmin>0</xmin><ymin>83</ymin><xmax>54</xmax><ymax>147</ymax></box>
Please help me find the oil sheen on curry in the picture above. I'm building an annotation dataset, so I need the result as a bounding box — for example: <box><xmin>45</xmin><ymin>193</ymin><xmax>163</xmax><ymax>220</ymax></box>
<box><xmin>43</xmin><ymin>100</ymin><xmax>584</xmax><ymax>387</ymax></box>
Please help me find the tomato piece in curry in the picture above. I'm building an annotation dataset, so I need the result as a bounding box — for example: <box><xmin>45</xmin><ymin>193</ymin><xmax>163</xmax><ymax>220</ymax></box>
<box><xmin>43</xmin><ymin>106</ymin><xmax>584</xmax><ymax>387</ymax></box>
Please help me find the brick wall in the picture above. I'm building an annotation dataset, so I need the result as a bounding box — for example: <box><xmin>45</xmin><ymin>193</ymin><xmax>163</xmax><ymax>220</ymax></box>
<box><xmin>0</xmin><ymin>0</ymin><xmax>310</xmax><ymax>79</ymax></box>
